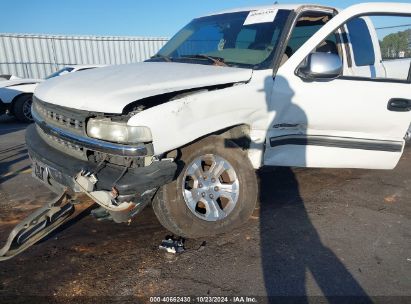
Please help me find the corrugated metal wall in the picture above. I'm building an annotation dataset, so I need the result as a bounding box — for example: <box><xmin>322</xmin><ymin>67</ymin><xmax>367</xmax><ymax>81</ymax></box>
<box><xmin>0</xmin><ymin>33</ymin><xmax>169</xmax><ymax>79</ymax></box>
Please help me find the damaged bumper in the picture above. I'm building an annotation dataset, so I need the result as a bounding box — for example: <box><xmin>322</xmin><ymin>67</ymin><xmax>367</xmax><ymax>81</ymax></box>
<box><xmin>26</xmin><ymin>124</ymin><xmax>177</xmax><ymax>215</ymax></box>
<box><xmin>0</xmin><ymin>191</ymin><xmax>76</xmax><ymax>261</ymax></box>
<box><xmin>0</xmin><ymin>104</ymin><xmax>178</xmax><ymax>260</ymax></box>
<box><xmin>0</xmin><ymin>125</ymin><xmax>177</xmax><ymax>260</ymax></box>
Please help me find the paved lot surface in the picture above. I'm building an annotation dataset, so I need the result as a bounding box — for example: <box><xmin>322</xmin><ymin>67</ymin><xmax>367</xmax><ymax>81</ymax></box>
<box><xmin>0</xmin><ymin>115</ymin><xmax>410</xmax><ymax>302</ymax></box>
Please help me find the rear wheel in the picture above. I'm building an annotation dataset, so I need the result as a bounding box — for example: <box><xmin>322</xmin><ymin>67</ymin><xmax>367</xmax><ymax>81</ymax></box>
<box><xmin>153</xmin><ymin>135</ymin><xmax>258</xmax><ymax>238</ymax></box>
<box><xmin>13</xmin><ymin>94</ymin><xmax>33</xmax><ymax>122</ymax></box>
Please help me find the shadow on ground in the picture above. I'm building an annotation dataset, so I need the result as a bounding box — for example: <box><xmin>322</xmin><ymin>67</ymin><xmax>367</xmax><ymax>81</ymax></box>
<box><xmin>259</xmin><ymin>167</ymin><xmax>372</xmax><ymax>302</ymax></box>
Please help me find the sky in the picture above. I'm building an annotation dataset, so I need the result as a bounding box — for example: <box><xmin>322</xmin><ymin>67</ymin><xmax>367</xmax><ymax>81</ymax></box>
<box><xmin>1</xmin><ymin>0</ymin><xmax>410</xmax><ymax>37</ymax></box>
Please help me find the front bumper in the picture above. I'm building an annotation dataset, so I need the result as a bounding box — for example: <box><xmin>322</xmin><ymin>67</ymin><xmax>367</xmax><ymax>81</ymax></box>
<box><xmin>31</xmin><ymin>102</ymin><xmax>151</xmax><ymax>157</ymax></box>
<box><xmin>26</xmin><ymin>124</ymin><xmax>177</xmax><ymax>200</ymax></box>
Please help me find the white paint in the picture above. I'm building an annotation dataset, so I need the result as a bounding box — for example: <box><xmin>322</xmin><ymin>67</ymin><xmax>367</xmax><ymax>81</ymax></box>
<box><xmin>265</xmin><ymin>145</ymin><xmax>402</xmax><ymax>170</ymax></box>
<box><xmin>243</xmin><ymin>9</ymin><xmax>278</xmax><ymax>25</ymax></box>
<box><xmin>0</xmin><ymin>82</ymin><xmax>41</xmax><ymax>104</ymax></box>
<box><xmin>35</xmin><ymin>62</ymin><xmax>253</xmax><ymax>114</ymax></box>
<box><xmin>264</xmin><ymin>3</ymin><xmax>411</xmax><ymax>169</ymax></box>
<box><xmin>0</xmin><ymin>78</ymin><xmax>42</xmax><ymax>89</ymax></box>
<box><xmin>127</xmin><ymin>69</ymin><xmax>271</xmax><ymax>167</ymax></box>
<box><xmin>0</xmin><ymin>64</ymin><xmax>102</xmax><ymax>104</ymax></box>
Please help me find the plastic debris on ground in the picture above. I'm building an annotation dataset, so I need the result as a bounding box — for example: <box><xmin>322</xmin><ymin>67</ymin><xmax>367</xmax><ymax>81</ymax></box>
<box><xmin>159</xmin><ymin>235</ymin><xmax>185</xmax><ymax>254</ymax></box>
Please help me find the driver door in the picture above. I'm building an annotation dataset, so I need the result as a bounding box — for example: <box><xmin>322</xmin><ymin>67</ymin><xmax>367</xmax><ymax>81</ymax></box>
<box><xmin>264</xmin><ymin>3</ymin><xmax>411</xmax><ymax>169</ymax></box>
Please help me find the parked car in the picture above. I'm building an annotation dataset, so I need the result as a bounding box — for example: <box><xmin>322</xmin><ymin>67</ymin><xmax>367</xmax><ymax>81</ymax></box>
<box><xmin>1</xmin><ymin>3</ymin><xmax>411</xmax><ymax>260</ymax></box>
<box><xmin>0</xmin><ymin>76</ymin><xmax>42</xmax><ymax>122</ymax></box>
<box><xmin>0</xmin><ymin>65</ymin><xmax>104</xmax><ymax>122</ymax></box>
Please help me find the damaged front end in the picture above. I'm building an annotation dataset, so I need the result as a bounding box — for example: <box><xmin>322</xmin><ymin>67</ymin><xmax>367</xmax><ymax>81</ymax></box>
<box><xmin>0</xmin><ymin>191</ymin><xmax>75</xmax><ymax>261</ymax></box>
<box><xmin>0</xmin><ymin>97</ymin><xmax>177</xmax><ymax>260</ymax></box>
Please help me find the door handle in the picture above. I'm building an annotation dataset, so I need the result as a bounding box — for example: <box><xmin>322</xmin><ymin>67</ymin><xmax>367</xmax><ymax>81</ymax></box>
<box><xmin>388</xmin><ymin>98</ymin><xmax>411</xmax><ymax>112</ymax></box>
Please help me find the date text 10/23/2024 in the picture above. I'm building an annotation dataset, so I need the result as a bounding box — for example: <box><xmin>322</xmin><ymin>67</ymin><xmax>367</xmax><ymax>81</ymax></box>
<box><xmin>149</xmin><ymin>296</ymin><xmax>258</xmax><ymax>303</ymax></box>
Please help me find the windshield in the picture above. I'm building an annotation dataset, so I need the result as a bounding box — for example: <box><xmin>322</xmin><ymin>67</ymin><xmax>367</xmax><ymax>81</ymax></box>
<box><xmin>151</xmin><ymin>9</ymin><xmax>291</xmax><ymax>69</ymax></box>
<box><xmin>45</xmin><ymin>67</ymin><xmax>75</xmax><ymax>79</ymax></box>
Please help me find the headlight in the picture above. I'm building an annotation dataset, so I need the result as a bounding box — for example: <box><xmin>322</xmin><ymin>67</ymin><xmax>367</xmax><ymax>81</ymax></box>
<box><xmin>87</xmin><ymin>118</ymin><xmax>152</xmax><ymax>144</ymax></box>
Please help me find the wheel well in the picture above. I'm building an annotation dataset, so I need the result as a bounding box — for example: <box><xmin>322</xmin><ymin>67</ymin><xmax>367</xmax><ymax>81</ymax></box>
<box><xmin>166</xmin><ymin>124</ymin><xmax>251</xmax><ymax>159</ymax></box>
<box><xmin>163</xmin><ymin>124</ymin><xmax>252</xmax><ymax>179</ymax></box>
<box><xmin>188</xmin><ymin>124</ymin><xmax>252</xmax><ymax>151</ymax></box>
<box><xmin>213</xmin><ymin>124</ymin><xmax>251</xmax><ymax>150</ymax></box>
<box><xmin>10</xmin><ymin>93</ymin><xmax>33</xmax><ymax>114</ymax></box>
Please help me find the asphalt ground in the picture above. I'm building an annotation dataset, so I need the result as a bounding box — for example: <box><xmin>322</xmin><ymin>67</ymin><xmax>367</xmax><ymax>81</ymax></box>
<box><xmin>0</xmin><ymin>114</ymin><xmax>410</xmax><ymax>303</ymax></box>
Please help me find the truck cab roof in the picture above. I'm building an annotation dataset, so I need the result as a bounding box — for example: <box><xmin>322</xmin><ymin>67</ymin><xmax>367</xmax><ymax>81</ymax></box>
<box><xmin>206</xmin><ymin>3</ymin><xmax>336</xmax><ymax>17</ymax></box>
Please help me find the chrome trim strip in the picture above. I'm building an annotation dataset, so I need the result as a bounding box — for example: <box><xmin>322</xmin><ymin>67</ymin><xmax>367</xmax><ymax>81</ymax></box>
<box><xmin>32</xmin><ymin>109</ymin><xmax>148</xmax><ymax>157</ymax></box>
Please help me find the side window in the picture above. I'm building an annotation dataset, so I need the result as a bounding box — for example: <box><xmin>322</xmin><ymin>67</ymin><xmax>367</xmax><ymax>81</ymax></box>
<box><xmin>346</xmin><ymin>18</ymin><xmax>375</xmax><ymax>66</ymax></box>
<box><xmin>298</xmin><ymin>13</ymin><xmax>411</xmax><ymax>82</ymax></box>
<box><xmin>281</xmin><ymin>12</ymin><xmax>337</xmax><ymax>65</ymax></box>
<box><xmin>376</xmin><ymin>16</ymin><xmax>411</xmax><ymax>61</ymax></box>
<box><xmin>343</xmin><ymin>14</ymin><xmax>411</xmax><ymax>81</ymax></box>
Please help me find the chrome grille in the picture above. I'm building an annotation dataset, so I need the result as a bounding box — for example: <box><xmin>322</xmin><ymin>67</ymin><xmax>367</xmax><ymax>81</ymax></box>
<box><xmin>36</xmin><ymin>125</ymin><xmax>88</xmax><ymax>160</ymax></box>
<box><xmin>45</xmin><ymin>132</ymin><xmax>83</xmax><ymax>152</ymax></box>
<box><xmin>32</xmin><ymin>97</ymin><xmax>90</xmax><ymax>160</ymax></box>
<box><xmin>33</xmin><ymin>100</ymin><xmax>84</xmax><ymax>131</ymax></box>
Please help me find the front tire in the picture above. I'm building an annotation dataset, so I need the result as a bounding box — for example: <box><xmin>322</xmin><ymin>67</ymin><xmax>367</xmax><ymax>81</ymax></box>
<box><xmin>13</xmin><ymin>94</ymin><xmax>33</xmax><ymax>123</ymax></box>
<box><xmin>153</xmin><ymin>135</ymin><xmax>258</xmax><ymax>238</ymax></box>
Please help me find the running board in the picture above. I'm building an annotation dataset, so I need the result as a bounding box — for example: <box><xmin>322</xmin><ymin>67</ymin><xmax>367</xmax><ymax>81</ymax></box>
<box><xmin>0</xmin><ymin>191</ymin><xmax>75</xmax><ymax>261</ymax></box>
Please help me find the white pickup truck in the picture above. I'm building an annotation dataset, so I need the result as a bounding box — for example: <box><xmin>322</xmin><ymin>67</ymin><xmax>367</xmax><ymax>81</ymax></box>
<box><xmin>1</xmin><ymin>3</ymin><xmax>411</xmax><ymax>260</ymax></box>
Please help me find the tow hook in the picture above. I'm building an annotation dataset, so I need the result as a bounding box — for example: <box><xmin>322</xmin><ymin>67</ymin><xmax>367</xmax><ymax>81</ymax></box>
<box><xmin>0</xmin><ymin>191</ymin><xmax>77</xmax><ymax>261</ymax></box>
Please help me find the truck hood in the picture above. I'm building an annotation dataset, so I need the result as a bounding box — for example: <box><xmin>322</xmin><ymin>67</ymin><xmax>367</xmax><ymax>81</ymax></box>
<box><xmin>34</xmin><ymin>62</ymin><xmax>253</xmax><ymax>113</ymax></box>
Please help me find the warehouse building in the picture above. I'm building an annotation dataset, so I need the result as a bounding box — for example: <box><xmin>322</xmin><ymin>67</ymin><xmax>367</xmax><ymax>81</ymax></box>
<box><xmin>0</xmin><ymin>33</ymin><xmax>168</xmax><ymax>79</ymax></box>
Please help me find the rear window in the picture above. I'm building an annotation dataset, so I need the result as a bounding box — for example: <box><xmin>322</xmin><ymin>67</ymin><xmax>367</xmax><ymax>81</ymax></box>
<box><xmin>346</xmin><ymin>18</ymin><xmax>376</xmax><ymax>66</ymax></box>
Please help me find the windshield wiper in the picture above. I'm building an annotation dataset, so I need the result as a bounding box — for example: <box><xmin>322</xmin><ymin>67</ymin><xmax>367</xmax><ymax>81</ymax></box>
<box><xmin>179</xmin><ymin>54</ymin><xmax>228</xmax><ymax>67</ymax></box>
<box><xmin>150</xmin><ymin>54</ymin><xmax>173</xmax><ymax>62</ymax></box>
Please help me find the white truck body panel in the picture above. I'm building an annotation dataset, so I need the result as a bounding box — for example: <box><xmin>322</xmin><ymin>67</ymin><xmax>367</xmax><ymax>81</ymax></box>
<box><xmin>35</xmin><ymin>62</ymin><xmax>253</xmax><ymax>114</ymax></box>
<box><xmin>128</xmin><ymin>69</ymin><xmax>271</xmax><ymax>167</ymax></box>
<box><xmin>264</xmin><ymin>3</ymin><xmax>411</xmax><ymax>169</ymax></box>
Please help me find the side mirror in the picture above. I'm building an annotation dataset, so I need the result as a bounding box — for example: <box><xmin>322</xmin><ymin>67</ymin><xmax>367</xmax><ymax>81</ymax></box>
<box><xmin>297</xmin><ymin>52</ymin><xmax>343</xmax><ymax>81</ymax></box>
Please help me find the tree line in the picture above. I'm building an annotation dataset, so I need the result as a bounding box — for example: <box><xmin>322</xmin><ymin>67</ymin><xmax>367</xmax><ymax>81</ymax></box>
<box><xmin>380</xmin><ymin>29</ymin><xmax>411</xmax><ymax>59</ymax></box>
